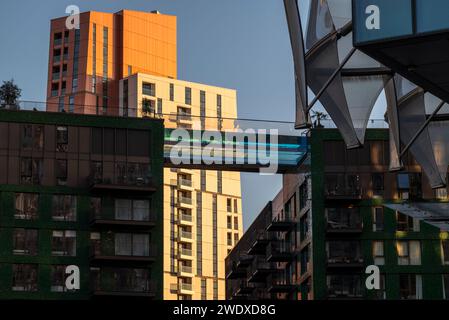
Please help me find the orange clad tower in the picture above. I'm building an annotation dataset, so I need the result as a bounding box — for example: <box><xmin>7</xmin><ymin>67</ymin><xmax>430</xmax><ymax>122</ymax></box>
<box><xmin>46</xmin><ymin>10</ymin><xmax>177</xmax><ymax>115</ymax></box>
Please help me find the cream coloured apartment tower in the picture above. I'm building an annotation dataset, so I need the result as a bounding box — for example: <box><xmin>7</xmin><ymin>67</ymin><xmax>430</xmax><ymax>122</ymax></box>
<box><xmin>119</xmin><ymin>73</ymin><xmax>243</xmax><ymax>299</ymax></box>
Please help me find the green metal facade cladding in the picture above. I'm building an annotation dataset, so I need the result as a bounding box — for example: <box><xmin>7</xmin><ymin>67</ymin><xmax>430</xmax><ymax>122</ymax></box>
<box><xmin>0</xmin><ymin>110</ymin><xmax>164</xmax><ymax>300</ymax></box>
<box><xmin>310</xmin><ymin>128</ymin><xmax>449</xmax><ymax>300</ymax></box>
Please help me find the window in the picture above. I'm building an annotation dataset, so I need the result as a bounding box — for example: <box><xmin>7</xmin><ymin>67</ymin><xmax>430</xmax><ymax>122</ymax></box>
<box><xmin>157</xmin><ymin>98</ymin><xmax>163</xmax><ymax>115</ymax></box>
<box><xmin>56</xmin><ymin>126</ymin><xmax>68</xmax><ymax>152</ymax></box>
<box><xmin>22</xmin><ymin>125</ymin><xmax>43</xmax><ymax>150</ymax></box>
<box><xmin>115</xmin><ymin>233</ymin><xmax>150</xmax><ymax>256</ymax></box>
<box><xmin>327</xmin><ymin>275</ymin><xmax>362</xmax><ymax>298</ymax></box>
<box><xmin>52</xmin><ymin>230</ymin><xmax>76</xmax><ymax>256</ymax></box>
<box><xmin>372</xmin><ymin>207</ymin><xmax>384</xmax><ymax>231</ymax></box>
<box><xmin>15</xmin><ymin>193</ymin><xmax>38</xmax><ymax>220</ymax></box>
<box><xmin>217</xmin><ymin>171</ymin><xmax>222</xmax><ymax>193</ymax></box>
<box><xmin>373</xmin><ymin>241</ymin><xmax>385</xmax><ymax>265</ymax></box>
<box><xmin>56</xmin><ymin>159</ymin><xmax>68</xmax><ymax>186</ymax></box>
<box><xmin>52</xmin><ymin>195</ymin><xmax>76</xmax><ymax>221</ymax></box>
<box><xmin>13</xmin><ymin>229</ymin><xmax>38</xmax><ymax>256</ymax></box>
<box><xmin>227</xmin><ymin>216</ymin><xmax>232</xmax><ymax>229</ymax></box>
<box><xmin>234</xmin><ymin>199</ymin><xmax>238</xmax><ymax>213</ymax></box>
<box><xmin>12</xmin><ymin>264</ymin><xmax>38</xmax><ymax>292</ymax></box>
<box><xmin>58</xmin><ymin>97</ymin><xmax>65</xmax><ymax>112</ymax></box>
<box><xmin>201</xmin><ymin>279</ymin><xmax>207</xmax><ymax>300</ymax></box>
<box><xmin>299</xmin><ymin>181</ymin><xmax>308</xmax><ymax>211</ymax></box>
<box><xmin>396</xmin><ymin>241</ymin><xmax>421</xmax><ymax>265</ymax></box>
<box><xmin>128</xmin><ymin>65</ymin><xmax>132</xmax><ymax>76</ymax></box>
<box><xmin>68</xmin><ymin>96</ymin><xmax>74</xmax><ymax>113</ymax></box>
<box><xmin>213</xmin><ymin>280</ymin><xmax>218</xmax><ymax>300</ymax></box>
<box><xmin>90</xmin><ymin>197</ymin><xmax>101</xmax><ymax>219</ymax></box>
<box><xmin>400</xmin><ymin>275</ymin><xmax>422</xmax><ymax>300</ymax></box>
<box><xmin>115</xmin><ymin>199</ymin><xmax>151</xmax><ymax>221</ymax></box>
<box><xmin>234</xmin><ymin>216</ymin><xmax>239</xmax><ymax>230</ymax></box>
<box><xmin>142</xmin><ymin>82</ymin><xmax>155</xmax><ymax>96</ymax></box>
<box><xmin>185</xmin><ymin>87</ymin><xmax>192</xmax><ymax>105</ymax></box>
<box><xmin>142</xmin><ymin>98</ymin><xmax>155</xmax><ymax>116</ymax></box>
<box><xmin>20</xmin><ymin>158</ymin><xmax>42</xmax><ymax>185</ymax></box>
<box><xmin>372</xmin><ymin>173</ymin><xmax>384</xmax><ymax>196</ymax></box>
<box><xmin>200</xmin><ymin>170</ymin><xmax>206</xmax><ymax>191</ymax></box>
<box><xmin>326</xmin><ymin>241</ymin><xmax>363</xmax><ymax>264</ymax></box>
<box><xmin>170</xmin><ymin>83</ymin><xmax>174</xmax><ymax>101</ymax></box>
<box><xmin>217</xmin><ymin>94</ymin><xmax>222</xmax><ymax>117</ymax></box>
<box><xmin>326</xmin><ymin>207</ymin><xmax>362</xmax><ymax>230</ymax></box>
<box><xmin>397</xmin><ymin>212</ymin><xmax>420</xmax><ymax>232</ymax></box>
<box><xmin>226</xmin><ymin>198</ymin><xmax>232</xmax><ymax>212</ymax></box>
<box><xmin>442</xmin><ymin>240</ymin><xmax>449</xmax><ymax>265</ymax></box>
<box><xmin>51</xmin><ymin>265</ymin><xmax>74</xmax><ymax>292</ymax></box>
<box><xmin>234</xmin><ymin>233</ymin><xmax>239</xmax><ymax>244</ymax></box>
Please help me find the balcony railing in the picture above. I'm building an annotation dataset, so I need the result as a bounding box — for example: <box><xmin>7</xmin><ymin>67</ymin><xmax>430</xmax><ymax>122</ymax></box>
<box><xmin>178</xmin><ymin>178</ymin><xmax>192</xmax><ymax>187</ymax></box>
<box><xmin>87</xmin><ymin>174</ymin><xmax>154</xmax><ymax>192</ymax></box>
<box><xmin>91</xmin><ymin>269</ymin><xmax>156</xmax><ymax>296</ymax></box>
<box><xmin>90</xmin><ymin>242</ymin><xmax>157</xmax><ymax>263</ymax></box>
<box><xmin>179</xmin><ymin>265</ymin><xmax>193</xmax><ymax>274</ymax></box>
<box><xmin>179</xmin><ymin>247</ymin><xmax>192</xmax><ymax>257</ymax></box>
<box><xmin>179</xmin><ymin>230</ymin><xmax>192</xmax><ymax>240</ymax></box>
<box><xmin>178</xmin><ymin>195</ymin><xmax>192</xmax><ymax>205</ymax></box>
<box><xmin>266</xmin><ymin>241</ymin><xmax>295</xmax><ymax>262</ymax></box>
<box><xmin>179</xmin><ymin>282</ymin><xmax>193</xmax><ymax>292</ymax></box>
<box><xmin>90</xmin><ymin>210</ymin><xmax>157</xmax><ymax>228</ymax></box>
<box><xmin>179</xmin><ymin>213</ymin><xmax>193</xmax><ymax>223</ymax></box>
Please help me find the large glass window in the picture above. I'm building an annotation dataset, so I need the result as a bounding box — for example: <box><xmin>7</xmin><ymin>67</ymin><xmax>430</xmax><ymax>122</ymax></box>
<box><xmin>56</xmin><ymin>126</ymin><xmax>68</xmax><ymax>152</ymax></box>
<box><xmin>56</xmin><ymin>159</ymin><xmax>68</xmax><ymax>186</ymax></box>
<box><xmin>12</xmin><ymin>264</ymin><xmax>38</xmax><ymax>292</ymax></box>
<box><xmin>20</xmin><ymin>158</ymin><xmax>42</xmax><ymax>185</ymax></box>
<box><xmin>326</xmin><ymin>241</ymin><xmax>362</xmax><ymax>264</ymax></box>
<box><xmin>397</xmin><ymin>241</ymin><xmax>421</xmax><ymax>265</ymax></box>
<box><xmin>13</xmin><ymin>228</ymin><xmax>38</xmax><ymax>256</ymax></box>
<box><xmin>15</xmin><ymin>193</ymin><xmax>38</xmax><ymax>220</ymax></box>
<box><xmin>114</xmin><ymin>199</ymin><xmax>151</xmax><ymax>221</ymax></box>
<box><xmin>52</xmin><ymin>195</ymin><xmax>76</xmax><ymax>221</ymax></box>
<box><xmin>52</xmin><ymin>230</ymin><xmax>77</xmax><ymax>256</ymax></box>
<box><xmin>373</xmin><ymin>207</ymin><xmax>384</xmax><ymax>231</ymax></box>
<box><xmin>326</xmin><ymin>207</ymin><xmax>362</xmax><ymax>230</ymax></box>
<box><xmin>397</xmin><ymin>212</ymin><xmax>420</xmax><ymax>232</ymax></box>
<box><xmin>51</xmin><ymin>265</ymin><xmax>73</xmax><ymax>292</ymax></box>
<box><xmin>142</xmin><ymin>82</ymin><xmax>155</xmax><ymax>96</ymax></box>
<box><xmin>400</xmin><ymin>274</ymin><xmax>422</xmax><ymax>300</ymax></box>
<box><xmin>327</xmin><ymin>275</ymin><xmax>363</xmax><ymax>298</ymax></box>
<box><xmin>115</xmin><ymin>233</ymin><xmax>150</xmax><ymax>256</ymax></box>
<box><xmin>373</xmin><ymin>241</ymin><xmax>385</xmax><ymax>265</ymax></box>
<box><xmin>185</xmin><ymin>87</ymin><xmax>192</xmax><ymax>105</ymax></box>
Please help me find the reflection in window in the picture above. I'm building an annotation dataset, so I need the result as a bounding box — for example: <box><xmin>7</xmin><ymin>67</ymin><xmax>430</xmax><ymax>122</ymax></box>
<box><xmin>326</xmin><ymin>241</ymin><xmax>363</xmax><ymax>264</ymax></box>
<box><xmin>56</xmin><ymin>126</ymin><xmax>68</xmax><ymax>152</ymax></box>
<box><xmin>52</xmin><ymin>230</ymin><xmax>77</xmax><ymax>256</ymax></box>
<box><xmin>400</xmin><ymin>274</ymin><xmax>422</xmax><ymax>300</ymax></box>
<box><xmin>56</xmin><ymin>159</ymin><xmax>68</xmax><ymax>186</ymax></box>
<box><xmin>51</xmin><ymin>265</ymin><xmax>74</xmax><ymax>292</ymax></box>
<box><xmin>396</xmin><ymin>240</ymin><xmax>421</xmax><ymax>265</ymax></box>
<box><xmin>15</xmin><ymin>193</ymin><xmax>38</xmax><ymax>220</ymax></box>
<box><xmin>20</xmin><ymin>158</ymin><xmax>42</xmax><ymax>185</ymax></box>
<box><xmin>397</xmin><ymin>212</ymin><xmax>420</xmax><ymax>232</ymax></box>
<box><xmin>12</xmin><ymin>264</ymin><xmax>38</xmax><ymax>292</ymax></box>
<box><xmin>52</xmin><ymin>195</ymin><xmax>77</xmax><ymax>221</ymax></box>
<box><xmin>372</xmin><ymin>207</ymin><xmax>384</xmax><ymax>231</ymax></box>
<box><xmin>326</xmin><ymin>207</ymin><xmax>362</xmax><ymax>230</ymax></box>
<box><xmin>327</xmin><ymin>275</ymin><xmax>362</xmax><ymax>298</ymax></box>
<box><xmin>115</xmin><ymin>199</ymin><xmax>151</xmax><ymax>221</ymax></box>
<box><xmin>115</xmin><ymin>233</ymin><xmax>150</xmax><ymax>256</ymax></box>
<box><xmin>13</xmin><ymin>228</ymin><xmax>38</xmax><ymax>256</ymax></box>
<box><xmin>373</xmin><ymin>241</ymin><xmax>385</xmax><ymax>265</ymax></box>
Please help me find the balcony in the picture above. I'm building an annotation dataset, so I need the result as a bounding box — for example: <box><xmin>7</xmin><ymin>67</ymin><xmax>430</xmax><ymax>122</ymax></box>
<box><xmin>266</xmin><ymin>215</ymin><xmax>296</xmax><ymax>232</ymax></box>
<box><xmin>178</xmin><ymin>247</ymin><xmax>193</xmax><ymax>260</ymax></box>
<box><xmin>90</xmin><ymin>243</ymin><xmax>157</xmax><ymax>266</ymax></box>
<box><xmin>226</xmin><ymin>255</ymin><xmax>253</xmax><ymax>280</ymax></box>
<box><xmin>326</xmin><ymin>242</ymin><xmax>364</xmax><ymax>269</ymax></box>
<box><xmin>178</xmin><ymin>213</ymin><xmax>193</xmax><ymax>226</ymax></box>
<box><xmin>324</xmin><ymin>175</ymin><xmax>363</xmax><ymax>200</ymax></box>
<box><xmin>87</xmin><ymin>175</ymin><xmax>156</xmax><ymax>193</ymax></box>
<box><xmin>266</xmin><ymin>242</ymin><xmax>295</xmax><ymax>262</ymax></box>
<box><xmin>177</xmin><ymin>195</ymin><xmax>193</xmax><ymax>208</ymax></box>
<box><xmin>179</xmin><ymin>282</ymin><xmax>194</xmax><ymax>295</ymax></box>
<box><xmin>326</xmin><ymin>208</ymin><xmax>363</xmax><ymax>234</ymax></box>
<box><xmin>91</xmin><ymin>269</ymin><xmax>156</xmax><ymax>298</ymax></box>
<box><xmin>267</xmin><ymin>275</ymin><xmax>298</xmax><ymax>294</ymax></box>
<box><xmin>176</xmin><ymin>177</ymin><xmax>193</xmax><ymax>190</ymax></box>
<box><xmin>247</xmin><ymin>257</ymin><xmax>275</xmax><ymax>283</ymax></box>
<box><xmin>327</xmin><ymin>275</ymin><xmax>363</xmax><ymax>299</ymax></box>
<box><xmin>178</xmin><ymin>230</ymin><xmax>193</xmax><ymax>243</ymax></box>
<box><xmin>178</xmin><ymin>265</ymin><xmax>194</xmax><ymax>277</ymax></box>
<box><xmin>90</xmin><ymin>212</ymin><xmax>157</xmax><ymax>230</ymax></box>
<box><xmin>247</xmin><ymin>231</ymin><xmax>271</xmax><ymax>255</ymax></box>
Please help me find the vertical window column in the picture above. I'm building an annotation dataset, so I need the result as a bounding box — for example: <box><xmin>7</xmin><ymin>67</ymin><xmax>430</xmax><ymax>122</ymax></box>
<box><xmin>196</xmin><ymin>192</ymin><xmax>202</xmax><ymax>275</ymax></box>
<box><xmin>102</xmin><ymin>27</ymin><xmax>108</xmax><ymax>114</ymax></box>
<box><xmin>92</xmin><ymin>24</ymin><xmax>97</xmax><ymax>93</ymax></box>
<box><xmin>71</xmin><ymin>29</ymin><xmax>80</xmax><ymax>93</ymax></box>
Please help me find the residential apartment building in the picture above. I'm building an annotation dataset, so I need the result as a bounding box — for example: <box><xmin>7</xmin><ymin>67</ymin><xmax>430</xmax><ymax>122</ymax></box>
<box><xmin>0</xmin><ymin>109</ymin><xmax>164</xmax><ymax>299</ymax></box>
<box><xmin>46</xmin><ymin>10</ymin><xmax>177</xmax><ymax>115</ymax></box>
<box><xmin>226</xmin><ymin>128</ymin><xmax>449</xmax><ymax>300</ymax></box>
<box><xmin>45</xmin><ymin>9</ymin><xmax>243</xmax><ymax>300</ymax></box>
<box><xmin>119</xmin><ymin>73</ymin><xmax>243</xmax><ymax>300</ymax></box>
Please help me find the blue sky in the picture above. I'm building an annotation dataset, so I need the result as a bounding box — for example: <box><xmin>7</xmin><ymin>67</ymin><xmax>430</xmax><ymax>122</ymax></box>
<box><xmin>0</xmin><ymin>0</ymin><xmax>386</xmax><ymax>229</ymax></box>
